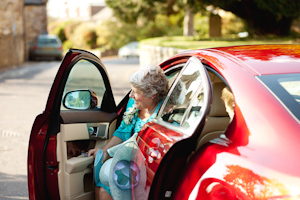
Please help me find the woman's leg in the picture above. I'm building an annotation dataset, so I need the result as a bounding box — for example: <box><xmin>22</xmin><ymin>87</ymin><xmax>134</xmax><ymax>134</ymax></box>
<box><xmin>95</xmin><ymin>186</ymin><xmax>101</xmax><ymax>200</ymax></box>
<box><xmin>95</xmin><ymin>186</ymin><xmax>113</xmax><ymax>200</ymax></box>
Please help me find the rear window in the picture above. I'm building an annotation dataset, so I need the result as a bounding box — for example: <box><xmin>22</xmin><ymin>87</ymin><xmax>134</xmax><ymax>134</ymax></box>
<box><xmin>38</xmin><ymin>37</ymin><xmax>58</xmax><ymax>44</ymax></box>
<box><xmin>259</xmin><ymin>73</ymin><xmax>300</xmax><ymax>121</ymax></box>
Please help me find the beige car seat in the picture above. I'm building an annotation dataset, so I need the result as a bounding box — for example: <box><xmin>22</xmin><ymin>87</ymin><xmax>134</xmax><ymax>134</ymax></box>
<box><xmin>196</xmin><ymin>82</ymin><xmax>230</xmax><ymax>149</ymax></box>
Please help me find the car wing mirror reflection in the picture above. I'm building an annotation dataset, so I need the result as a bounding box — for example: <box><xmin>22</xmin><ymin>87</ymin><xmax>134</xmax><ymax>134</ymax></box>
<box><xmin>63</xmin><ymin>89</ymin><xmax>98</xmax><ymax>110</ymax></box>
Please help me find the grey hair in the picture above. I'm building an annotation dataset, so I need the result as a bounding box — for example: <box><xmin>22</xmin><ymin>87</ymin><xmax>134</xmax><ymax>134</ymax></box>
<box><xmin>129</xmin><ymin>65</ymin><xmax>168</xmax><ymax>103</ymax></box>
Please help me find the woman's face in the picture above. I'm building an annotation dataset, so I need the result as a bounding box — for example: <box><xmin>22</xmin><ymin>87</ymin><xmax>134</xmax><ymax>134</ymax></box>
<box><xmin>129</xmin><ymin>86</ymin><xmax>155</xmax><ymax>110</ymax></box>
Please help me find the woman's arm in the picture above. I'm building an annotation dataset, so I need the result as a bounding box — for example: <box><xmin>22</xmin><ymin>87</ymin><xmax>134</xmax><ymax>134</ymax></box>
<box><xmin>102</xmin><ymin>136</ymin><xmax>123</xmax><ymax>152</ymax></box>
<box><xmin>88</xmin><ymin>136</ymin><xmax>123</xmax><ymax>159</ymax></box>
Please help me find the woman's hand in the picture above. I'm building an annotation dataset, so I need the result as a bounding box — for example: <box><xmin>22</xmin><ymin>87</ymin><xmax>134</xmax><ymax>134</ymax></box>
<box><xmin>88</xmin><ymin>148</ymin><xmax>110</xmax><ymax>163</ymax></box>
<box><xmin>88</xmin><ymin>136</ymin><xmax>122</xmax><ymax>160</ymax></box>
<box><xmin>102</xmin><ymin>150</ymin><xmax>109</xmax><ymax>163</ymax></box>
<box><xmin>88</xmin><ymin>148</ymin><xmax>100</xmax><ymax>158</ymax></box>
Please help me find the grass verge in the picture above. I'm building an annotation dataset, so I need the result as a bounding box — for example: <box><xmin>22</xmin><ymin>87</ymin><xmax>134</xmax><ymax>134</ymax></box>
<box><xmin>141</xmin><ymin>36</ymin><xmax>299</xmax><ymax>50</ymax></box>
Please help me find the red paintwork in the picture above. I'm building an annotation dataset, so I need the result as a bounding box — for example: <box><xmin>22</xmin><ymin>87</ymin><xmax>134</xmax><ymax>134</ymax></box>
<box><xmin>131</xmin><ymin>120</ymin><xmax>192</xmax><ymax>199</ymax></box>
<box><xmin>137</xmin><ymin>122</ymin><xmax>184</xmax><ymax>184</ymax></box>
<box><xmin>178</xmin><ymin>44</ymin><xmax>300</xmax><ymax>75</ymax></box>
<box><xmin>161</xmin><ymin>45</ymin><xmax>300</xmax><ymax>199</ymax></box>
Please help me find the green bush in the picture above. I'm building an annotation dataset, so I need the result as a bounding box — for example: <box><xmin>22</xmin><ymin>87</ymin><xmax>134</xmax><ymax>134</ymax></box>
<box><xmin>222</xmin><ymin>12</ymin><xmax>246</xmax><ymax>37</ymax></box>
<box><xmin>62</xmin><ymin>40</ymin><xmax>74</xmax><ymax>52</ymax></box>
<box><xmin>95</xmin><ymin>13</ymin><xmax>183</xmax><ymax>51</ymax></box>
<box><xmin>69</xmin><ymin>23</ymin><xmax>97</xmax><ymax>49</ymax></box>
<box><xmin>64</xmin><ymin>21</ymin><xmax>82</xmax><ymax>40</ymax></box>
<box><xmin>49</xmin><ymin>22</ymin><xmax>68</xmax><ymax>43</ymax></box>
<box><xmin>96</xmin><ymin>20</ymin><xmax>138</xmax><ymax>50</ymax></box>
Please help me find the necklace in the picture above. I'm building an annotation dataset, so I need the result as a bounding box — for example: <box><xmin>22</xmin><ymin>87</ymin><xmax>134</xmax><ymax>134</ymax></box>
<box><xmin>147</xmin><ymin>103</ymin><xmax>158</xmax><ymax>114</ymax></box>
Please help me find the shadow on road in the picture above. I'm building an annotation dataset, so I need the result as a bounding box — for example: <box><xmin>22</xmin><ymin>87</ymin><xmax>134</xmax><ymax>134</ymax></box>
<box><xmin>0</xmin><ymin>61</ymin><xmax>59</xmax><ymax>83</ymax></box>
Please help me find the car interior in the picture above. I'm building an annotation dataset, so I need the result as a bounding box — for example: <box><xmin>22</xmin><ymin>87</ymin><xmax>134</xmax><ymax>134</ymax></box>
<box><xmin>53</xmin><ymin>59</ymin><xmax>233</xmax><ymax>200</ymax></box>
<box><xmin>196</xmin><ymin>75</ymin><xmax>231</xmax><ymax>149</ymax></box>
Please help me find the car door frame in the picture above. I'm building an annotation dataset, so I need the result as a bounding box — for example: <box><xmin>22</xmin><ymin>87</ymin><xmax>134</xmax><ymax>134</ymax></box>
<box><xmin>129</xmin><ymin>56</ymin><xmax>213</xmax><ymax>199</ymax></box>
<box><xmin>28</xmin><ymin>49</ymin><xmax>117</xmax><ymax>199</ymax></box>
<box><xmin>152</xmin><ymin>56</ymin><xmax>213</xmax><ymax>199</ymax></box>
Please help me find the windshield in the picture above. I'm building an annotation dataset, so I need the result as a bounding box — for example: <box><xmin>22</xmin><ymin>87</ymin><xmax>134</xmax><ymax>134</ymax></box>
<box><xmin>259</xmin><ymin>73</ymin><xmax>300</xmax><ymax>121</ymax></box>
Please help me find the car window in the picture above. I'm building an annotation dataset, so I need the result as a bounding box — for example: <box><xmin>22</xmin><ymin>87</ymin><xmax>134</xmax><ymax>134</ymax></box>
<box><xmin>38</xmin><ymin>38</ymin><xmax>58</xmax><ymax>44</ymax></box>
<box><xmin>259</xmin><ymin>73</ymin><xmax>300</xmax><ymax>121</ymax></box>
<box><xmin>158</xmin><ymin>57</ymin><xmax>211</xmax><ymax>133</ymax></box>
<box><xmin>61</xmin><ymin>59</ymin><xmax>105</xmax><ymax>110</ymax></box>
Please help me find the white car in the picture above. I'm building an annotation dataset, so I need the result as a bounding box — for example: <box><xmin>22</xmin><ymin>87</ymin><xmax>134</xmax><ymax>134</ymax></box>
<box><xmin>118</xmin><ymin>41</ymin><xmax>139</xmax><ymax>58</ymax></box>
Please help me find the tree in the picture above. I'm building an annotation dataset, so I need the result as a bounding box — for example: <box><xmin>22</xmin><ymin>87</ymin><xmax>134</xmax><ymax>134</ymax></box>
<box><xmin>106</xmin><ymin>0</ymin><xmax>300</xmax><ymax>36</ymax></box>
<box><xmin>197</xmin><ymin>0</ymin><xmax>300</xmax><ymax>36</ymax></box>
<box><xmin>105</xmin><ymin>0</ymin><xmax>200</xmax><ymax>36</ymax></box>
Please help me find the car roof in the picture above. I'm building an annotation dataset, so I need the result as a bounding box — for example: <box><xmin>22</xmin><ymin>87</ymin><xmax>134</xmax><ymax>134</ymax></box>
<box><xmin>206</xmin><ymin>44</ymin><xmax>300</xmax><ymax>76</ymax></box>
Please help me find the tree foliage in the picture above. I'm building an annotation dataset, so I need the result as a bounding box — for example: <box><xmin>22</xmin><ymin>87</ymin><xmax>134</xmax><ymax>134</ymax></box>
<box><xmin>106</xmin><ymin>0</ymin><xmax>300</xmax><ymax>36</ymax></box>
<box><xmin>191</xmin><ymin>0</ymin><xmax>300</xmax><ymax>35</ymax></box>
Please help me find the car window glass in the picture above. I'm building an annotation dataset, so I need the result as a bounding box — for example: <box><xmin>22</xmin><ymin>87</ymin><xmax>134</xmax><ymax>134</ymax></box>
<box><xmin>159</xmin><ymin>58</ymin><xmax>208</xmax><ymax>130</ymax></box>
<box><xmin>61</xmin><ymin>59</ymin><xmax>105</xmax><ymax>110</ymax></box>
<box><xmin>38</xmin><ymin>38</ymin><xmax>58</xmax><ymax>44</ymax></box>
<box><xmin>259</xmin><ymin>73</ymin><xmax>300</xmax><ymax>120</ymax></box>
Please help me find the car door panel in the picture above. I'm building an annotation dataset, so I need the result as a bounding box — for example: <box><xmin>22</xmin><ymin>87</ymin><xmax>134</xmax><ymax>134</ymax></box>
<box><xmin>57</xmin><ymin>128</ymin><xmax>94</xmax><ymax>200</ymax></box>
<box><xmin>57</xmin><ymin>109</ymin><xmax>118</xmax><ymax>199</ymax></box>
<box><xmin>60</xmin><ymin>110</ymin><xmax>118</xmax><ymax>124</ymax></box>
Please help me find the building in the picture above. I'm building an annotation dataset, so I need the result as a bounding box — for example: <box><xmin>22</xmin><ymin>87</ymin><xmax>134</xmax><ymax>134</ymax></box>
<box><xmin>0</xmin><ymin>0</ymin><xmax>47</xmax><ymax>70</ymax></box>
<box><xmin>52</xmin><ymin>0</ymin><xmax>105</xmax><ymax>21</ymax></box>
<box><xmin>24</xmin><ymin>0</ymin><xmax>48</xmax><ymax>60</ymax></box>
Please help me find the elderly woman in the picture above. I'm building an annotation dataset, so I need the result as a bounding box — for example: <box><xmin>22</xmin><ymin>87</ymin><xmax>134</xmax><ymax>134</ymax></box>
<box><xmin>88</xmin><ymin>65</ymin><xmax>168</xmax><ymax>200</ymax></box>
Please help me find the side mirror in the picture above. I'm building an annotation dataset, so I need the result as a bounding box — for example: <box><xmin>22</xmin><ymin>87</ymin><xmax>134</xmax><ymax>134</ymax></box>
<box><xmin>63</xmin><ymin>90</ymin><xmax>98</xmax><ymax>110</ymax></box>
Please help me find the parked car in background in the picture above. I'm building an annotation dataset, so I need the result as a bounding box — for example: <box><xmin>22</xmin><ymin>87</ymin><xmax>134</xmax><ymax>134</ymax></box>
<box><xmin>118</xmin><ymin>41</ymin><xmax>140</xmax><ymax>58</ymax></box>
<box><xmin>28</xmin><ymin>45</ymin><xmax>300</xmax><ymax>200</ymax></box>
<box><xmin>29</xmin><ymin>34</ymin><xmax>63</xmax><ymax>61</ymax></box>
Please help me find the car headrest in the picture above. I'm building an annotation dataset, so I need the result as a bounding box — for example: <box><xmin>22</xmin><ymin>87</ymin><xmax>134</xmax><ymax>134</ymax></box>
<box><xmin>208</xmin><ymin>82</ymin><xmax>228</xmax><ymax>117</ymax></box>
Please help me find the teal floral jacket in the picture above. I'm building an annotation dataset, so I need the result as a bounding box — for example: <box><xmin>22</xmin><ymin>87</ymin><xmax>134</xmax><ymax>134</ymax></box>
<box><xmin>113</xmin><ymin>98</ymin><xmax>162</xmax><ymax>142</ymax></box>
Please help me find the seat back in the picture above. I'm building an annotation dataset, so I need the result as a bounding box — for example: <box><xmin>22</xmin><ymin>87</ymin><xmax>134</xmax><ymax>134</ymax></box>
<box><xmin>196</xmin><ymin>82</ymin><xmax>230</xmax><ymax>149</ymax></box>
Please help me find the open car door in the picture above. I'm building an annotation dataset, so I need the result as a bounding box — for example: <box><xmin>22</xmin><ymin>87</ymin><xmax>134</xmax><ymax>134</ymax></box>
<box><xmin>28</xmin><ymin>49</ymin><xmax>121</xmax><ymax>200</ymax></box>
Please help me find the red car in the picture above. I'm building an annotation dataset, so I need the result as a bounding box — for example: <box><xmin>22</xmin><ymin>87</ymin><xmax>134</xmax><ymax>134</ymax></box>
<box><xmin>28</xmin><ymin>45</ymin><xmax>300</xmax><ymax>200</ymax></box>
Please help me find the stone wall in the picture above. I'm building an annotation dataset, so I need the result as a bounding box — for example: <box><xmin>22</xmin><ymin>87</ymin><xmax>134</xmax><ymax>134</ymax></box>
<box><xmin>0</xmin><ymin>0</ymin><xmax>25</xmax><ymax>69</ymax></box>
<box><xmin>0</xmin><ymin>0</ymin><xmax>47</xmax><ymax>70</ymax></box>
<box><xmin>139</xmin><ymin>44</ymin><xmax>185</xmax><ymax>66</ymax></box>
<box><xmin>24</xmin><ymin>4</ymin><xmax>47</xmax><ymax>60</ymax></box>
